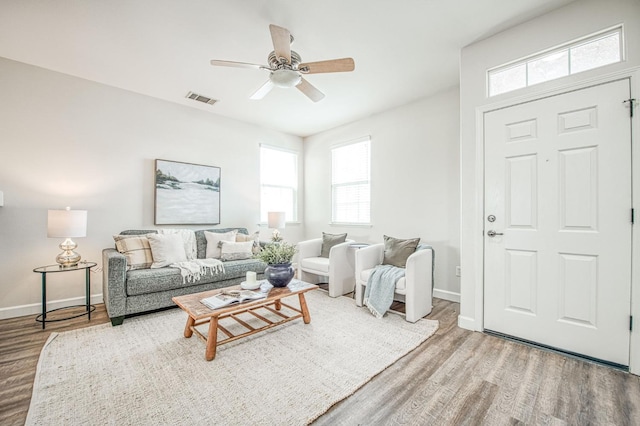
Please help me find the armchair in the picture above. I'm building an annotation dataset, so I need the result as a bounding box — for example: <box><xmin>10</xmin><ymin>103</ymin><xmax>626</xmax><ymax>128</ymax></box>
<box><xmin>297</xmin><ymin>237</ymin><xmax>355</xmax><ymax>297</ymax></box>
<box><xmin>355</xmin><ymin>243</ymin><xmax>433</xmax><ymax>323</ymax></box>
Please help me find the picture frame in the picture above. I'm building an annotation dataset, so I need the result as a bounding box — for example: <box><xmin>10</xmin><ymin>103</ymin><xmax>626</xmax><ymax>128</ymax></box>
<box><xmin>154</xmin><ymin>159</ymin><xmax>221</xmax><ymax>225</ymax></box>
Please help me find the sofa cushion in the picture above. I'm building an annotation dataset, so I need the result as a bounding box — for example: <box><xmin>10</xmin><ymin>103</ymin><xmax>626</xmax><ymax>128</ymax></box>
<box><xmin>220</xmin><ymin>241</ymin><xmax>254</xmax><ymax>261</ymax></box>
<box><xmin>360</xmin><ymin>268</ymin><xmax>406</xmax><ymax>293</ymax></box>
<box><xmin>300</xmin><ymin>257</ymin><xmax>330</xmax><ymax>274</ymax></box>
<box><xmin>113</xmin><ymin>234</ymin><xmax>154</xmax><ymax>270</ymax></box>
<box><xmin>125</xmin><ymin>258</ymin><xmax>268</xmax><ymax>296</ymax></box>
<box><xmin>120</xmin><ymin>230</ymin><xmax>159</xmax><ymax>236</ymax></box>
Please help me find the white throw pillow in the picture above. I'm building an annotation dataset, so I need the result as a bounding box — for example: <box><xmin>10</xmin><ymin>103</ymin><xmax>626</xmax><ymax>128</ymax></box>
<box><xmin>204</xmin><ymin>230</ymin><xmax>238</xmax><ymax>259</ymax></box>
<box><xmin>220</xmin><ymin>240</ymin><xmax>254</xmax><ymax>261</ymax></box>
<box><xmin>147</xmin><ymin>233</ymin><xmax>188</xmax><ymax>268</ymax></box>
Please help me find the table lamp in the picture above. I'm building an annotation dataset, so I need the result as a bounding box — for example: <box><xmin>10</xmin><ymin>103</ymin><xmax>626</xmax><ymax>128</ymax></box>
<box><xmin>267</xmin><ymin>211</ymin><xmax>286</xmax><ymax>242</ymax></box>
<box><xmin>47</xmin><ymin>207</ymin><xmax>87</xmax><ymax>267</ymax></box>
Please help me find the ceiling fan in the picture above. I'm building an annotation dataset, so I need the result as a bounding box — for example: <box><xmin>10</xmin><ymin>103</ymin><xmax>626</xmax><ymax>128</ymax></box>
<box><xmin>210</xmin><ymin>24</ymin><xmax>355</xmax><ymax>102</ymax></box>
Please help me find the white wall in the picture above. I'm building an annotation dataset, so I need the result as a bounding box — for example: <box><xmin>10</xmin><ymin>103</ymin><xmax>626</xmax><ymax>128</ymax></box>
<box><xmin>0</xmin><ymin>57</ymin><xmax>303</xmax><ymax>318</ymax></box>
<box><xmin>459</xmin><ymin>0</ymin><xmax>640</xmax><ymax>373</ymax></box>
<box><xmin>303</xmin><ymin>87</ymin><xmax>461</xmax><ymax>300</ymax></box>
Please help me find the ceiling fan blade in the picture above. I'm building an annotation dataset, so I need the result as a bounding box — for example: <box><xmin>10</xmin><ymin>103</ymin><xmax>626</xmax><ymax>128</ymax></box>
<box><xmin>299</xmin><ymin>58</ymin><xmax>355</xmax><ymax>74</ymax></box>
<box><xmin>296</xmin><ymin>77</ymin><xmax>325</xmax><ymax>102</ymax></box>
<box><xmin>210</xmin><ymin>60</ymin><xmax>268</xmax><ymax>70</ymax></box>
<box><xmin>250</xmin><ymin>80</ymin><xmax>275</xmax><ymax>100</ymax></box>
<box><xmin>269</xmin><ymin>24</ymin><xmax>292</xmax><ymax>64</ymax></box>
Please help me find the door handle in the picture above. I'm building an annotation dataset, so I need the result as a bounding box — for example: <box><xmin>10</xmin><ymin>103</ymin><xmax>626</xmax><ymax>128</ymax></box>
<box><xmin>487</xmin><ymin>230</ymin><xmax>504</xmax><ymax>237</ymax></box>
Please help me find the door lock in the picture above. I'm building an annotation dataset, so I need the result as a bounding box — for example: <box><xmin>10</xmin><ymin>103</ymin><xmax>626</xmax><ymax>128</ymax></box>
<box><xmin>487</xmin><ymin>215</ymin><xmax>496</xmax><ymax>222</ymax></box>
<box><xmin>487</xmin><ymin>230</ymin><xmax>504</xmax><ymax>237</ymax></box>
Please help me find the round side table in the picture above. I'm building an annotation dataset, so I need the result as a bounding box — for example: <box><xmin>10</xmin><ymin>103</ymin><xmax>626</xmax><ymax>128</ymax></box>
<box><xmin>33</xmin><ymin>261</ymin><xmax>97</xmax><ymax>329</ymax></box>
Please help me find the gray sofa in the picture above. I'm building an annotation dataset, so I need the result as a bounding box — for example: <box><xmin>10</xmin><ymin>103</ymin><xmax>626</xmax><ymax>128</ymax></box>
<box><xmin>102</xmin><ymin>228</ymin><xmax>266</xmax><ymax>326</ymax></box>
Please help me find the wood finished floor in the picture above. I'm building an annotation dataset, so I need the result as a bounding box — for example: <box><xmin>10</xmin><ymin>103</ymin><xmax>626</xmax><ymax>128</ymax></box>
<box><xmin>1</xmin><ymin>295</ymin><xmax>639</xmax><ymax>425</ymax></box>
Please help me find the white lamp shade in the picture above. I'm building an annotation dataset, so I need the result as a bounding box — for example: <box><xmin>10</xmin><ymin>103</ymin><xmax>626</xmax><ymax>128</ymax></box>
<box><xmin>47</xmin><ymin>209</ymin><xmax>87</xmax><ymax>238</ymax></box>
<box><xmin>267</xmin><ymin>211</ymin><xmax>286</xmax><ymax>229</ymax></box>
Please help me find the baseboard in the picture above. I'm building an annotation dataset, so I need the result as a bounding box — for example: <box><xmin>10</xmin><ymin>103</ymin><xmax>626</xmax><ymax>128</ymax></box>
<box><xmin>433</xmin><ymin>288</ymin><xmax>460</xmax><ymax>303</ymax></box>
<box><xmin>457</xmin><ymin>315</ymin><xmax>477</xmax><ymax>331</ymax></box>
<box><xmin>0</xmin><ymin>294</ymin><xmax>104</xmax><ymax>320</ymax></box>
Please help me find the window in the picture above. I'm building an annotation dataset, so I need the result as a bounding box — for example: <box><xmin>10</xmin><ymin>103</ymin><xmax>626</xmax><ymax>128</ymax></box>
<box><xmin>488</xmin><ymin>27</ymin><xmax>623</xmax><ymax>97</ymax></box>
<box><xmin>331</xmin><ymin>137</ymin><xmax>371</xmax><ymax>224</ymax></box>
<box><xmin>260</xmin><ymin>145</ymin><xmax>298</xmax><ymax>222</ymax></box>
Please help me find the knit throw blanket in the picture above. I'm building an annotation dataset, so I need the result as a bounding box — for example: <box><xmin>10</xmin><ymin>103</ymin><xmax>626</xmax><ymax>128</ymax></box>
<box><xmin>364</xmin><ymin>264</ymin><xmax>406</xmax><ymax>319</ymax></box>
<box><xmin>170</xmin><ymin>258</ymin><xmax>225</xmax><ymax>284</ymax></box>
<box><xmin>159</xmin><ymin>229</ymin><xmax>224</xmax><ymax>283</ymax></box>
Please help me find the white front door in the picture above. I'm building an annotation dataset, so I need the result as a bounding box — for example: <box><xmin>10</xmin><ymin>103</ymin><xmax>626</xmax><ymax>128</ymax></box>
<box><xmin>484</xmin><ymin>79</ymin><xmax>632</xmax><ymax>366</ymax></box>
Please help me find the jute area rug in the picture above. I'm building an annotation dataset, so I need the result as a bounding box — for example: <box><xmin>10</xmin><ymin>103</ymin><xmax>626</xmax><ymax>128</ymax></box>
<box><xmin>27</xmin><ymin>290</ymin><xmax>438</xmax><ymax>425</ymax></box>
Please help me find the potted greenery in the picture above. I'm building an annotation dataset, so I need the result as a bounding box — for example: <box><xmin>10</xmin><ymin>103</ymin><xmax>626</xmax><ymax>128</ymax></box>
<box><xmin>255</xmin><ymin>242</ymin><xmax>297</xmax><ymax>287</ymax></box>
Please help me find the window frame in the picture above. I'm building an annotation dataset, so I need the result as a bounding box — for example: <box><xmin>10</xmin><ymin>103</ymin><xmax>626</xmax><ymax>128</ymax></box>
<box><xmin>259</xmin><ymin>144</ymin><xmax>299</xmax><ymax>223</ymax></box>
<box><xmin>330</xmin><ymin>136</ymin><xmax>371</xmax><ymax>226</ymax></box>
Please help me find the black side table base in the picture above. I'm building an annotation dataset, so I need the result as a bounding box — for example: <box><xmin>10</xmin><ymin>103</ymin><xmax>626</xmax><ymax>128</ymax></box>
<box><xmin>36</xmin><ymin>304</ymin><xmax>96</xmax><ymax>324</ymax></box>
<box><xmin>33</xmin><ymin>261</ymin><xmax>97</xmax><ymax>330</ymax></box>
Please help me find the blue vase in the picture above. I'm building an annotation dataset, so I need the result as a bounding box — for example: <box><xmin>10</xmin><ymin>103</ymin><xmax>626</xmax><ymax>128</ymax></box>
<box><xmin>264</xmin><ymin>263</ymin><xmax>295</xmax><ymax>287</ymax></box>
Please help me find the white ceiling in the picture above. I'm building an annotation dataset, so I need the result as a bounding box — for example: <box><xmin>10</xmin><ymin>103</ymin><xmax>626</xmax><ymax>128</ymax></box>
<box><xmin>0</xmin><ymin>0</ymin><xmax>575</xmax><ymax>137</ymax></box>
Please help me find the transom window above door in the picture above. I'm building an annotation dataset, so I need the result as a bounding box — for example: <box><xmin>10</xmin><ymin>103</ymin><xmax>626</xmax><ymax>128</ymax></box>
<box><xmin>488</xmin><ymin>26</ymin><xmax>623</xmax><ymax>97</ymax></box>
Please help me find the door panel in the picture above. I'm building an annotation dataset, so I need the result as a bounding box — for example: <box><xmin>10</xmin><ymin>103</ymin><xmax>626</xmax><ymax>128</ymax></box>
<box><xmin>505</xmin><ymin>249</ymin><xmax>537</xmax><ymax>314</ymax></box>
<box><xmin>484</xmin><ymin>79</ymin><xmax>632</xmax><ymax>365</ymax></box>
<box><xmin>506</xmin><ymin>154</ymin><xmax>537</xmax><ymax>228</ymax></box>
<box><xmin>558</xmin><ymin>253</ymin><xmax>597</xmax><ymax>327</ymax></box>
<box><xmin>559</xmin><ymin>147</ymin><xmax>597</xmax><ymax>230</ymax></box>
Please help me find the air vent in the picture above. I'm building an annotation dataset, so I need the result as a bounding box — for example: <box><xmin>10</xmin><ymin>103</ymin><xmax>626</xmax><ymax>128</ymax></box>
<box><xmin>185</xmin><ymin>91</ymin><xmax>218</xmax><ymax>106</ymax></box>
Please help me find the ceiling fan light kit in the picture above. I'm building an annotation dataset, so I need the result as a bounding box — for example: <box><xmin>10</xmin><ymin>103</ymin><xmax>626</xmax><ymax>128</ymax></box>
<box><xmin>270</xmin><ymin>69</ymin><xmax>302</xmax><ymax>88</ymax></box>
<box><xmin>210</xmin><ymin>24</ymin><xmax>355</xmax><ymax>102</ymax></box>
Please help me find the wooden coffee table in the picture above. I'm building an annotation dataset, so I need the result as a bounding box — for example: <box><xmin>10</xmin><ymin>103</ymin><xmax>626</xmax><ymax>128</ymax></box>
<box><xmin>172</xmin><ymin>281</ymin><xmax>318</xmax><ymax>361</ymax></box>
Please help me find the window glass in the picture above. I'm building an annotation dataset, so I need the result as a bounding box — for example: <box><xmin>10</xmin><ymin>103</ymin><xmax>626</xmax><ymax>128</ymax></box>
<box><xmin>571</xmin><ymin>32</ymin><xmax>621</xmax><ymax>74</ymax></box>
<box><xmin>489</xmin><ymin>64</ymin><xmax>526</xmax><ymax>96</ymax></box>
<box><xmin>527</xmin><ymin>50</ymin><xmax>569</xmax><ymax>85</ymax></box>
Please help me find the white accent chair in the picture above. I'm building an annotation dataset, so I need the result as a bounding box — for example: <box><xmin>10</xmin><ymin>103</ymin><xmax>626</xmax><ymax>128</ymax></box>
<box><xmin>355</xmin><ymin>243</ymin><xmax>433</xmax><ymax>323</ymax></box>
<box><xmin>297</xmin><ymin>238</ymin><xmax>355</xmax><ymax>297</ymax></box>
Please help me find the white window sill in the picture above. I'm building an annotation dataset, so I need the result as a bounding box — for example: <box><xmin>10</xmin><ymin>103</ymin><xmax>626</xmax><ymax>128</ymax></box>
<box><xmin>329</xmin><ymin>222</ymin><xmax>373</xmax><ymax>228</ymax></box>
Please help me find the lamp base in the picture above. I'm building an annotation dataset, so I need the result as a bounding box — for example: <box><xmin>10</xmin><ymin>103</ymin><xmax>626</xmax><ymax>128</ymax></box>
<box><xmin>56</xmin><ymin>238</ymin><xmax>81</xmax><ymax>267</ymax></box>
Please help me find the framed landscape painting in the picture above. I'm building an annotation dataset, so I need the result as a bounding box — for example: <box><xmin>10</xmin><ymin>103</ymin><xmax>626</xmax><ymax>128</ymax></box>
<box><xmin>154</xmin><ymin>159</ymin><xmax>221</xmax><ymax>225</ymax></box>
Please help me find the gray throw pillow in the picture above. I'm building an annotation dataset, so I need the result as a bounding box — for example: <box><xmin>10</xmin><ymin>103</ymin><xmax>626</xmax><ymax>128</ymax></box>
<box><xmin>320</xmin><ymin>232</ymin><xmax>347</xmax><ymax>258</ymax></box>
<box><xmin>382</xmin><ymin>235</ymin><xmax>420</xmax><ymax>268</ymax></box>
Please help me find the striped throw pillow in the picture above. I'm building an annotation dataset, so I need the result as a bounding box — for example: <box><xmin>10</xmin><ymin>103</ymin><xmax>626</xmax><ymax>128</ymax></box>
<box><xmin>113</xmin><ymin>234</ymin><xmax>154</xmax><ymax>270</ymax></box>
<box><xmin>235</xmin><ymin>231</ymin><xmax>261</xmax><ymax>254</ymax></box>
